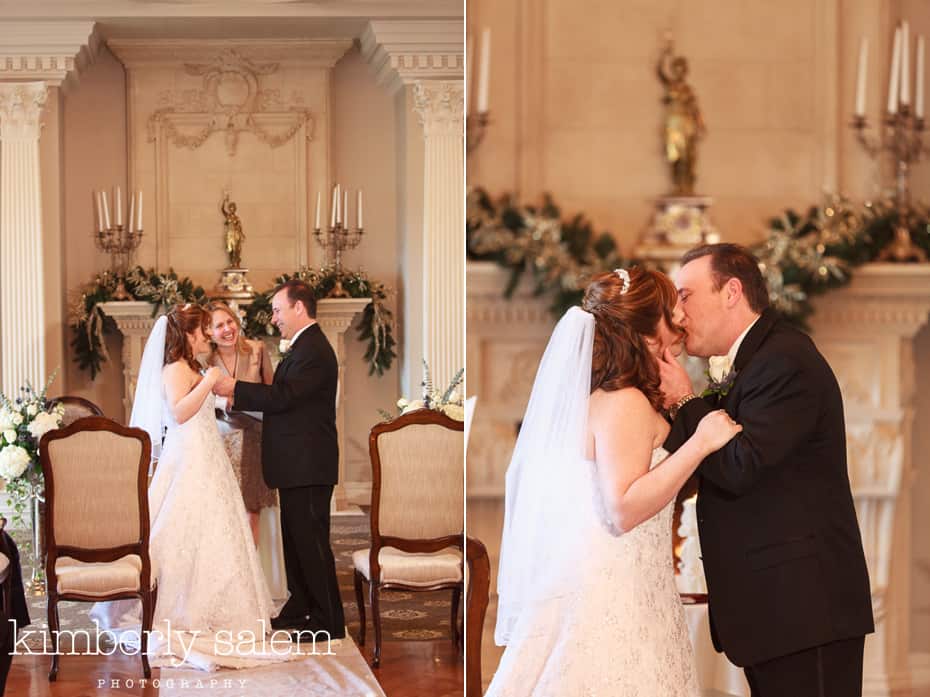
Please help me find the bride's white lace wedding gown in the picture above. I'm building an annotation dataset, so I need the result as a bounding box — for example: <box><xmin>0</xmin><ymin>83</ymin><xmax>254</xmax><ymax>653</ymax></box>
<box><xmin>486</xmin><ymin>446</ymin><xmax>701</xmax><ymax>697</ymax></box>
<box><xmin>91</xmin><ymin>390</ymin><xmax>291</xmax><ymax>670</ymax></box>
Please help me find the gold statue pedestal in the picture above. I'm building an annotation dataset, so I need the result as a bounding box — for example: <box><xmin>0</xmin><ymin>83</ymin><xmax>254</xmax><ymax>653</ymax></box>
<box><xmin>214</xmin><ymin>268</ymin><xmax>255</xmax><ymax>312</ymax></box>
<box><xmin>635</xmin><ymin>196</ymin><xmax>720</xmax><ymax>273</ymax></box>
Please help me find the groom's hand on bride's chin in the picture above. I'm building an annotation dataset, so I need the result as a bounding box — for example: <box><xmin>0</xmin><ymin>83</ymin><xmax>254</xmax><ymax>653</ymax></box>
<box><xmin>659</xmin><ymin>347</ymin><xmax>693</xmax><ymax>407</ymax></box>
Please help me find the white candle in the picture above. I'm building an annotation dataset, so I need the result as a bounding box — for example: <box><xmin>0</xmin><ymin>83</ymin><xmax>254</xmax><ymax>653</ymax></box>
<box><xmin>357</xmin><ymin>189</ymin><xmax>363</xmax><ymax>229</ymax></box>
<box><xmin>315</xmin><ymin>191</ymin><xmax>321</xmax><ymax>229</ymax></box>
<box><xmin>136</xmin><ymin>190</ymin><xmax>143</xmax><ymax>231</ymax></box>
<box><xmin>94</xmin><ymin>191</ymin><xmax>103</xmax><ymax>233</ymax></box>
<box><xmin>114</xmin><ymin>185</ymin><xmax>122</xmax><ymax>226</ymax></box>
<box><xmin>335</xmin><ymin>184</ymin><xmax>341</xmax><ymax>225</ymax></box>
<box><xmin>889</xmin><ymin>27</ymin><xmax>902</xmax><ymax>113</ymax></box>
<box><xmin>918</xmin><ymin>36</ymin><xmax>926</xmax><ymax>118</ymax></box>
<box><xmin>466</xmin><ymin>33</ymin><xmax>474</xmax><ymax>114</ymax></box>
<box><xmin>477</xmin><ymin>28</ymin><xmax>491</xmax><ymax>114</ymax></box>
<box><xmin>127</xmin><ymin>191</ymin><xmax>135</xmax><ymax>233</ymax></box>
<box><xmin>102</xmin><ymin>190</ymin><xmax>111</xmax><ymax>230</ymax></box>
<box><xmin>855</xmin><ymin>37</ymin><xmax>869</xmax><ymax>116</ymax></box>
<box><xmin>330</xmin><ymin>185</ymin><xmax>338</xmax><ymax>227</ymax></box>
<box><xmin>344</xmin><ymin>190</ymin><xmax>349</xmax><ymax>228</ymax></box>
<box><xmin>902</xmin><ymin>21</ymin><xmax>911</xmax><ymax>106</ymax></box>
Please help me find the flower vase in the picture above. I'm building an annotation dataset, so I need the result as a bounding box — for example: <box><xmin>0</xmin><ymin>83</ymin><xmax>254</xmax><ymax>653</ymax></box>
<box><xmin>26</xmin><ymin>492</ymin><xmax>46</xmax><ymax>596</ymax></box>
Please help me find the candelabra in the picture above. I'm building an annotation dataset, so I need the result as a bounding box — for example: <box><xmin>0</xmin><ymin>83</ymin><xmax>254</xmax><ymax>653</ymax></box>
<box><xmin>852</xmin><ymin>107</ymin><xmax>929</xmax><ymax>262</ymax></box>
<box><xmin>95</xmin><ymin>223</ymin><xmax>144</xmax><ymax>300</ymax></box>
<box><xmin>313</xmin><ymin>221</ymin><xmax>363</xmax><ymax>297</ymax></box>
<box><xmin>467</xmin><ymin>111</ymin><xmax>490</xmax><ymax>156</ymax></box>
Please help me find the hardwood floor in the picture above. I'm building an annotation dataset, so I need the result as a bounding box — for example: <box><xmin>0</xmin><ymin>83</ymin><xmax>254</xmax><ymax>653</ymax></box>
<box><xmin>6</xmin><ymin>640</ymin><xmax>462</xmax><ymax>697</ymax></box>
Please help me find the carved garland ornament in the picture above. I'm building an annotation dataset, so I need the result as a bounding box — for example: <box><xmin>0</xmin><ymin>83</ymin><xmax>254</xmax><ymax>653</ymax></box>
<box><xmin>146</xmin><ymin>48</ymin><xmax>313</xmax><ymax>156</ymax></box>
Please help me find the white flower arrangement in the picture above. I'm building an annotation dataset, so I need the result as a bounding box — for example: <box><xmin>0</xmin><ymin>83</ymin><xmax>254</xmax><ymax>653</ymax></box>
<box><xmin>384</xmin><ymin>362</ymin><xmax>465</xmax><ymax>422</ymax></box>
<box><xmin>0</xmin><ymin>445</ymin><xmax>30</xmax><ymax>481</ymax></box>
<box><xmin>0</xmin><ymin>374</ymin><xmax>65</xmax><ymax>526</ymax></box>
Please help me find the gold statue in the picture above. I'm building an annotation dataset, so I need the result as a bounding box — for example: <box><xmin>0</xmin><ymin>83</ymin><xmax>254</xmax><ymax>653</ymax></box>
<box><xmin>657</xmin><ymin>38</ymin><xmax>705</xmax><ymax>196</ymax></box>
<box><xmin>221</xmin><ymin>191</ymin><xmax>245</xmax><ymax>268</ymax></box>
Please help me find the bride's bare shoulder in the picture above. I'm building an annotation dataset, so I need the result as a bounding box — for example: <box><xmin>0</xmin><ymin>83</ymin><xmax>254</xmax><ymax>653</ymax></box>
<box><xmin>163</xmin><ymin>361</ymin><xmax>196</xmax><ymax>383</ymax></box>
<box><xmin>590</xmin><ymin>386</ymin><xmax>651</xmax><ymax>409</ymax></box>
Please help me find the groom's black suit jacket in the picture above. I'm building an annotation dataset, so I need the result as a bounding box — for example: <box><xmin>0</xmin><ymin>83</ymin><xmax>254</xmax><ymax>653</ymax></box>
<box><xmin>665</xmin><ymin>308</ymin><xmax>873</xmax><ymax>667</ymax></box>
<box><xmin>233</xmin><ymin>322</ymin><xmax>338</xmax><ymax>489</ymax></box>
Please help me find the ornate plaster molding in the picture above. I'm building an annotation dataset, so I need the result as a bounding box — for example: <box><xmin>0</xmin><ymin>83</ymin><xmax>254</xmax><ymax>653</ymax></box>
<box><xmin>0</xmin><ymin>21</ymin><xmax>98</xmax><ymax>88</ymax></box>
<box><xmin>0</xmin><ymin>82</ymin><xmax>49</xmax><ymax>141</ymax></box>
<box><xmin>360</xmin><ymin>19</ymin><xmax>463</xmax><ymax>93</ymax></box>
<box><xmin>144</xmin><ymin>48</ymin><xmax>314</xmax><ymax>156</ymax></box>
<box><xmin>413</xmin><ymin>80</ymin><xmax>463</xmax><ymax>137</ymax></box>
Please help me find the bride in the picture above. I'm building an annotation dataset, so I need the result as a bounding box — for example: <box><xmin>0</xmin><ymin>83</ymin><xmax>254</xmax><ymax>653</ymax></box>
<box><xmin>486</xmin><ymin>268</ymin><xmax>741</xmax><ymax>696</ymax></box>
<box><xmin>91</xmin><ymin>304</ymin><xmax>294</xmax><ymax>670</ymax></box>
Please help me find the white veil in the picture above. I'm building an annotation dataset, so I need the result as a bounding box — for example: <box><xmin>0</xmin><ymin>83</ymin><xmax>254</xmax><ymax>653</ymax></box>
<box><xmin>130</xmin><ymin>315</ymin><xmax>168</xmax><ymax>462</ymax></box>
<box><xmin>494</xmin><ymin>306</ymin><xmax>596</xmax><ymax>645</ymax></box>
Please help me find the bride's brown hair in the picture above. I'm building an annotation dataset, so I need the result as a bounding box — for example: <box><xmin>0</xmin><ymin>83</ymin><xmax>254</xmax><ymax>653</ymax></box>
<box><xmin>582</xmin><ymin>267</ymin><xmax>683</xmax><ymax>411</ymax></box>
<box><xmin>164</xmin><ymin>304</ymin><xmax>208</xmax><ymax>372</ymax></box>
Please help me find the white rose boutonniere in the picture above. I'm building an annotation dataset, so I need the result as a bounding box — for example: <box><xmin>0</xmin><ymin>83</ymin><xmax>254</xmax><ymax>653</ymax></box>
<box><xmin>703</xmin><ymin>356</ymin><xmax>737</xmax><ymax>399</ymax></box>
<box><xmin>279</xmin><ymin>339</ymin><xmax>291</xmax><ymax>355</ymax></box>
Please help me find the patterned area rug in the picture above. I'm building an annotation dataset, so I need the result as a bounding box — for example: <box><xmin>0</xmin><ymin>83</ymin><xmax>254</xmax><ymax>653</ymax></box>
<box><xmin>13</xmin><ymin>513</ymin><xmax>460</xmax><ymax>651</ymax></box>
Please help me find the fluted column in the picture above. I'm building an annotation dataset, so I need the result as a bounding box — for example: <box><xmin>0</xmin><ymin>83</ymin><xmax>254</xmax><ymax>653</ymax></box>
<box><xmin>0</xmin><ymin>81</ymin><xmax>48</xmax><ymax>397</ymax></box>
<box><xmin>414</xmin><ymin>80</ymin><xmax>464</xmax><ymax>388</ymax></box>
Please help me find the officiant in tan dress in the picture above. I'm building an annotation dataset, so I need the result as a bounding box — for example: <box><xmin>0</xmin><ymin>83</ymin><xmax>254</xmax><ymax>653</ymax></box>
<box><xmin>206</xmin><ymin>301</ymin><xmax>287</xmax><ymax>599</ymax></box>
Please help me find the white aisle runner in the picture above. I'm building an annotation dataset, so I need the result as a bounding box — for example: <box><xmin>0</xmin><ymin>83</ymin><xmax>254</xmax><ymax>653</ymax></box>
<box><xmin>159</xmin><ymin>636</ymin><xmax>384</xmax><ymax>697</ymax></box>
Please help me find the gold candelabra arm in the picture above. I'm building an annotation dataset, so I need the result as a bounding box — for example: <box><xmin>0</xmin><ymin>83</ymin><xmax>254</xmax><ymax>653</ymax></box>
<box><xmin>467</xmin><ymin>112</ymin><xmax>490</xmax><ymax>156</ymax></box>
<box><xmin>851</xmin><ymin>115</ymin><xmax>883</xmax><ymax>158</ymax></box>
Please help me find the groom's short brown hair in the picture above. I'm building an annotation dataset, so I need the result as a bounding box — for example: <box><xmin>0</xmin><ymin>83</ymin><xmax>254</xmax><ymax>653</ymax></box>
<box><xmin>274</xmin><ymin>279</ymin><xmax>317</xmax><ymax>318</ymax></box>
<box><xmin>681</xmin><ymin>243</ymin><xmax>770</xmax><ymax>314</ymax></box>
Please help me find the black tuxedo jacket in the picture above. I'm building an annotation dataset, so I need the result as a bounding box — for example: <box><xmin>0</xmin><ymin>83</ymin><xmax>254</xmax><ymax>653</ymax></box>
<box><xmin>665</xmin><ymin>308</ymin><xmax>873</xmax><ymax>667</ymax></box>
<box><xmin>233</xmin><ymin>323</ymin><xmax>338</xmax><ymax>489</ymax></box>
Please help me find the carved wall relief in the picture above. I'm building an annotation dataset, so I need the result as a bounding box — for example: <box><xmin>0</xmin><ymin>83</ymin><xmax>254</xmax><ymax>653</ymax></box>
<box><xmin>146</xmin><ymin>48</ymin><xmax>313</xmax><ymax>157</ymax></box>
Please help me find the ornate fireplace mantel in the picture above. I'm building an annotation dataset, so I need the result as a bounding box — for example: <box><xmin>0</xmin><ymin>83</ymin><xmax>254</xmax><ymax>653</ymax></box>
<box><xmin>810</xmin><ymin>263</ymin><xmax>930</xmax><ymax>697</ymax></box>
<box><xmin>99</xmin><ymin>297</ymin><xmax>371</xmax><ymax>513</ymax></box>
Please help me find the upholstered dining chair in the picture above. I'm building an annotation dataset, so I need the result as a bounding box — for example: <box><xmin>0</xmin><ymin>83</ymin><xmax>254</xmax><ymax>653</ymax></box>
<box><xmin>47</xmin><ymin>396</ymin><xmax>104</xmax><ymax>427</ymax></box>
<box><xmin>465</xmin><ymin>536</ymin><xmax>490</xmax><ymax>697</ymax></box>
<box><xmin>353</xmin><ymin>408</ymin><xmax>465</xmax><ymax>668</ymax></box>
<box><xmin>40</xmin><ymin>417</ymin><xmax>157</xmax><ymax>681</ymax></box>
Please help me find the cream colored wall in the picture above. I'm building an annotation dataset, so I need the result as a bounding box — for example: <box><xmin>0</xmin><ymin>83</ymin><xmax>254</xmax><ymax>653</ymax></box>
<box><xmin>61</xmin><ymin>45</ymin><xmax>128</xmax><ymax>417</ymax></box>
<box><xmin>466</xmin><ymin>0</ymin><xmax>917</xmax><ymax>247</ymax></box>
<box><xmin>54</xmin><ymin>42</ymin><xmax>401</xmax><ymax>489</ymax></box>
<box><xmin>331</xmin><ymin>45</ymin><xmax>401</xmax><ymax>485</ymax></box>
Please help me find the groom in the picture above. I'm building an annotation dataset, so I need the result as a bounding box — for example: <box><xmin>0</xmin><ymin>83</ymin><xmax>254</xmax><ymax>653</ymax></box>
<box><xmin>215</xmin><ymin>279</ymin><xmax>345</xmax><ymax>639</ymax></box>
<box><xmin>660</xmin><ymin>244</ymin><xmax>873</xmax><ymax>697</ymax></box>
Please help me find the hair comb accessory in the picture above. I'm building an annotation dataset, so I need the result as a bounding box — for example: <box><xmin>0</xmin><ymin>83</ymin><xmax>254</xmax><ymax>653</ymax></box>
<box><xmin>614</xmin><ymin>268</ymin><xmax>631</xmax><ymax>295</ymax></box>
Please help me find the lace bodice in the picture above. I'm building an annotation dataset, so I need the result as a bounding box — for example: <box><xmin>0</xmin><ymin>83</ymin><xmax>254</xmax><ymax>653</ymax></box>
<box><xmin>486</xmin><ymin>446</ymin><xmax>700</xmax><ymax>697</ymax></box>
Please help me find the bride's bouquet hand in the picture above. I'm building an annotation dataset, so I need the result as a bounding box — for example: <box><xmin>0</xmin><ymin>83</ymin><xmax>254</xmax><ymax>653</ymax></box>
<box><xmin>203</xmin><ymin>366</ymin><xmax>223</xmax><ymax>387</ymax></box>
<box><xmin>695</xmin><ymin>409</ymin><xmax>742</xmax><ymax>453</ymax></box>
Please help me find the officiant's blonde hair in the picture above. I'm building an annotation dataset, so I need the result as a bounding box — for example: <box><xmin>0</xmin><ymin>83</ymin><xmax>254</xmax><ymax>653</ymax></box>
<box><xmin>206</xmin><ymin>301</ymin><xmax>249</xmax><ymax>355</ymax></box>
<box><xmin>582</xmin><ymin>267</ymin><xmax>682</xmax><ymax>411</ymax></box>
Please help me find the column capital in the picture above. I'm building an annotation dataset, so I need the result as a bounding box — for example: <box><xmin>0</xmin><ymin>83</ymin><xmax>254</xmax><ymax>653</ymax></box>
<box><xmin>0</xmin><ymin>20</ymin><xmax>98</xmax><ymax>89</ymax></box>
<box><xmin>0</xmin><ymin>82</ymin><xmax>49</xmax><ymax>141</ymax></box>
<box><xmin>413</xmin><ymin>80</ymin><xmax>464</xmax><ymax>138</ymax></box>
<box><xmin>360</xmin><ymin>19</ymin><xmax>463</xmax><ymax>94</ymax></box>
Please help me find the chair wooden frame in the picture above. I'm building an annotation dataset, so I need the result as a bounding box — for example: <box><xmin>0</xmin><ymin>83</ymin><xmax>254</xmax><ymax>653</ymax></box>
<box><xmin>354</xmin><ymin>409</ymin><xmax>465</xmax><ymax>668</ymax></box>
<box><xmin>47</xmin><ymin>396</ymin><xmax>105</xmax><ymax>422</ymax></box>
<box><xmin>465</xmin><ymin>537</ymin><xmax>490</xmax><ymax>697</ymax></box>
<box><xmin>40</xmin><ymin>416</ymin><xmax>157</xmax><ymax>681</ymax></box>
